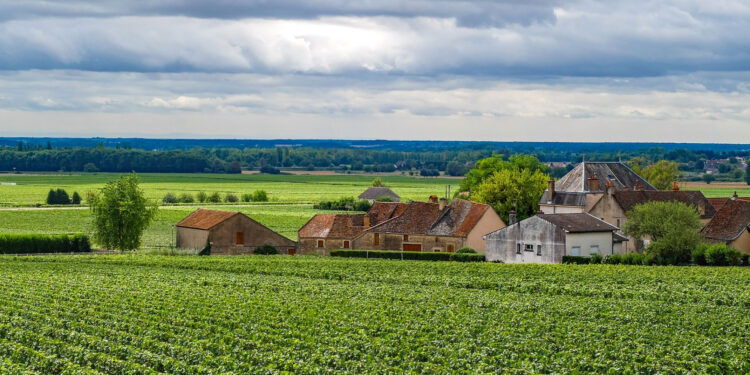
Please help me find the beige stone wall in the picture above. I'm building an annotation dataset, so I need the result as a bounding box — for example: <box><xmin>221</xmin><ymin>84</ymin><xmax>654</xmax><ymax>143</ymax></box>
<box><xmin>539</xmin><ymin>204</ymin><xmax>585</xmax><ymax>214</ymax></box>
<box><xmin>176</xmin><ymin>227</ymin><xmax>210</xmax><ymax>250</ymax></box>
<box><xmin>465</xmin><ymin>209</ymin><xmax>505</xmax><ymax>253</ymax></box>
<box><xmin>352</xmin><ymin>232</ymin><xmax>464</xmax><ymax>252</ymax></box>
<box><xmin>565</xmin><ymin>232</ymin><xmax>614</xmax><ymax>257</ymax></box>
<box><xmin>297</xmin><ymin>237</ymin><xmax>350</xmax><ymax>256</ymax></box>
<box><xmin>731</xmin><ymin>229</ymin><xmax>750</xmax><ymax>254</ymax></box>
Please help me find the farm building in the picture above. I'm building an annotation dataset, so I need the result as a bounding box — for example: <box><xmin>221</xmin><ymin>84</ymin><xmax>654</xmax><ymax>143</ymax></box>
<box><xmin>298</xmin><ymin>198</ymin><xmax>505</xmax><ymax>255</ymax></box>
<box><xmin>702</xmin><ymin>196</ymin><xmax>750</xmax><ymax>253</ymax></box>
<box><xmin>358</xmin><ymin>187</ymin><xmax>400</xmax><ymax>203</ymax></box>
<box><xmin>484</xmin><ymin>213</ymin><xmax>626</xmax><ymax>264</ymax></box>
<box><xmin>176</xmin><ymin>209</ymin><xmax>296</xmax><ymax>255</ymax></box>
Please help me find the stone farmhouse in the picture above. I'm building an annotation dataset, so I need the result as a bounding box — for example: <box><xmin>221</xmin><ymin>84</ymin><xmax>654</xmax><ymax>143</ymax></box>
<box><xmin>358</xmin><ymin>187</ymin><xmax>400</xmax><ymax>203</ymax></box>
<box><xmin>484</xmin><ymin>213</ymin><xmax>626</xmax><ymax>263</ymax></box>
<box><xmin>177</xmin><ymin>209</ymin><xmax>297</xmax><ymax>255</ymax></box>
<box><xmin>702</xmin><ymin>196</ymin><xmax>750</xmax><ymax>254</ymax></box>
<box><xmin>298</xmin><ymin>197</ymin><xmax>505</xmax><ymax>255</ymax></box>
<box><xmin>540</xmin><ymin>161</ymin><xmax>715</xmax><ymax>252</ymax></box>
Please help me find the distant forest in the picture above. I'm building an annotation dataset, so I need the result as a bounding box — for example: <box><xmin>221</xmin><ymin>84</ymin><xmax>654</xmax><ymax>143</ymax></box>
<box><xmin>1</xmin><ymin>138</ymin><xmax>748</xmax><ymax>176</ymax></box>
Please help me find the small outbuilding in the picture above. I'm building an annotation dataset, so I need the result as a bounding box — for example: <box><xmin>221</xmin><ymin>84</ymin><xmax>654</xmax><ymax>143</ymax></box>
<box><xmin>358</xmin><ymin>187</ymin><xmax>400</xmax><ymax>203</ymax></box>
<box><xmin>484</xmin><ymin>213</ymin><xmax>625</xmax><ymax>264</ymax></box>
<box><xmin>176</xmin><ymin>209</ymin><xmax>296</xmax><ymax>255</ymax></box>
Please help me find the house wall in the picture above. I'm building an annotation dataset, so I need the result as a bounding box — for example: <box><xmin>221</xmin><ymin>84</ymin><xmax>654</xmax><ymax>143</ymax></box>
<box><xmin>206</xmin><ymin>214</ymin><xmax>296</xmax><ymax>255</ymax></box>
<box><xmin>297</xmin><ymin>237</ymin><xmax>350</xmax><ymax>256</ymax></box>
<box><xmin>565</xmin><ymin>232</ymin><xmax>614</xmax><ymax>256</ymax></box>
<box><xmin>352</xmin><ymin>232</ymin><xmax>464</xmax><ymax>252</ymax></box>
<box><xmin>465</xmin><ymin>209</ymin><xmax>506</xmax><ymax>253</ymax></box>
<box><xmin>730</xmin><ymin>229</ymin><xmax>750</xmax><ymax>254</ymax></box>
<box><xmin>539</xmin><ymin>205</ymin><xmax>585</xmax><ymax>214</ymax></box>
<box><xmin>587</xmin><ymin>193</ymin><xmax>636</xmax><ymax>252</ymax></box>
<box><xmin>484</xmin><ymin>216</ymin><xmax>566</xmax><ymax>264</ymax></box>
<box><xmin>176</xmin><ymin>227</ymin><xmax>209</xmax><ymax>250</ymax></box>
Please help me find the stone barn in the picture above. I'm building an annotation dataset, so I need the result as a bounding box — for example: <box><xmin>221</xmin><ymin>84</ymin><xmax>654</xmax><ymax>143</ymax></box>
<box><xmin>176</xmin><ymin>209</ymin><xmax>296</xmax><ymax>255</ymax></box>
<box><xmin>484</xmin><ymin>213</ymin><xmax>625</xmax><ymax>264</ymax></box>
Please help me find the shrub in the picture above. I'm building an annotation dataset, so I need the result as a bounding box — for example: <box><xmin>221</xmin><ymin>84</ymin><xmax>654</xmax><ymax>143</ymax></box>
<box><xmin>46</xmin><ymin>188</ymin><xmax>71</xmax><ymax>205</ymax></box>
<box><xmin>178</xmin><ymin>193</ymin><xmax>195</xmax><ymax>203</ymax></box>
<box><xmin>71</xmin><ymin>191</ymin><xmax>82</xmax><ymax>205</ymax></box>
<box><xmin>83</xmin><ymin>162</ymin><xmax>99</xmax><ymax>173</ymax></box>
<box><xmin>742</xmin><ymin>253</ymin><xmax>750</xmax><ymax>267</ymax></box>
<box><xmin>260</xmin><ymin>165</ymin><xmax>280</xmax><ymax>174</ymax></box>
<box><xmin>254</xmin><ymin>245</ymin><xmax>279</xmax><ymax>255</ymax></box>
<box><xmin>450</xmin><ymin>253</ymin><xmax>485</xmax><ymax>262</ymax></box>
<box><xmin>691</xmin><ymin>244</ymin><xmax>708</xmax><ymax>265</ymax></box>
<box><xmin>251</xmin><ymin>190</ymin><xmax>268</xmax><ymax>202</ymax></box>
<box><xmin>375</xmin><ymin>196</ymin><xmax>394</xmax><ymax>202</ymax></box>
<box><xmin>562</xmin><ymin>255</ymin><xmax>590</xmax><ymax>265</ymax></box>
<box><xmin>197</xmin><ymin>191</ymin><xmax>208</xmax><ymax>203</ymax></box>
<box><xmin>241</xmin><ymin>193</ymin><xmax>253</xmax><ymax>202</ymax></box>
<box><xmin>354</xmin><ymin>200</ymin><xmax>372</xmax><ymax>212</ymax></box>
<box><xmin>621</xmin><ymin>253</ymin><xmax>645</xmax><ymax>265</ymax></box>
<box><xmin>224</xmin><ymin>193</ymin><xmax>239</xmax><ymax>203</ymax></box>
<box><xmin>456</xmin><ymin>247</ymin><xmax>477</xmax><ymax>254</ymax></box>
<box><xmin>0</xmin><ymin>233</ymin><xmax>91</xmax><ymax>254</ymax></box>
<box><xmin>603</xmin><ymin>254</ymin><xmax>622</xmax><ymax>264</ymax></box>
<box><xmin>590</xmin><ymin>253</ymin><xmax>603</xmax><ymax>264</ymax></box>
<box><xmin>162</xmin><ymin>193</ymin><xmax>178</xmax><ymax>204</ymax></box>
<box><xmin>704</xmin><ymin>244</ymin><xmax>741</xmax><ymax>266</ymax></box>
<box><xmin>207</xmin><ymin>192</ymin><xmax>222</xmax><ymax>203</ymax></box>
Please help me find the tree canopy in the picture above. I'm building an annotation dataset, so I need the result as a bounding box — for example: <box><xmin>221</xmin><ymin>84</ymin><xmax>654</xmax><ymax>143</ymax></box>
<box><xmin>623</xmin><ymin>201</ymin><xmax>703</xmax><ymax>265</ymax></box>
<box><xmin>639</xmin><ymin>160</ymin><xmax>681</xmax><ymax>190</ymax></box>
<box><xmin>459</xmin><ymin>154</ymin><xmax>549</xmax><ymax>193</ymax></box>
<box><xmin>471</xmin><ymin>168</ymin><xmax>549</xmax><ymax>223</ymax></box>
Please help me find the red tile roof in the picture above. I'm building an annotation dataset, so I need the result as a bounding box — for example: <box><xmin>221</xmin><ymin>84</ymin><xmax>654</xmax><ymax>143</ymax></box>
<box><xmin>177</xmin><ymin>209</ymin><xmax>238</xmax><ymax>230</ymax></box>
<box><xmin>365</xmin><ymin>199</ymin><xmax>492</xmax><ymax>237</ymax></box>
<box><xmin>702</xmin><ymin>199</ymin><xmax>750</xmax><ymax>241</ymax></box>
<box><xmin>298</xmin><ymin>214</ymin><xmax>368</xmax><ymax>239</ymax></box>
<box><xmin>707</xmin><ymin>197</ymin><xmax>750</xmax><ymax>211</ymax></box>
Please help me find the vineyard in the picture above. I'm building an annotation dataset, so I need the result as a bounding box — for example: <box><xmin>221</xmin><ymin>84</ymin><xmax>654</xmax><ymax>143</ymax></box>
<box><xmin>1</xmin><ymin>255</ymin><xmax>748</xmax><ymax>373</ymax></box>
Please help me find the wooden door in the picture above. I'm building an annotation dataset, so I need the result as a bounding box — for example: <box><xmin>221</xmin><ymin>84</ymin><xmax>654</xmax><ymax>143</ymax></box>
<box><xmin>236</xmin><ymin>232</ymin><xmax>244</xmax><ymax>245</ymax></box>
<box><xmin>403</xmin><ymin>243</ymin><xmax>422</xmax><ymax>252</ymax></box>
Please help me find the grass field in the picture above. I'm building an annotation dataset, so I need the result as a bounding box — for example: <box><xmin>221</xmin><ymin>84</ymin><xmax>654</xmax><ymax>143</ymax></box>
<box><xmin>0</xmin><ymin>255</ymin><xmax>748</xmax><ymax>373</ymax></box>
<box><xmin>0</xmin><ymin>173</ymin><xmax>460</xmax><ymax>207</ymax></box>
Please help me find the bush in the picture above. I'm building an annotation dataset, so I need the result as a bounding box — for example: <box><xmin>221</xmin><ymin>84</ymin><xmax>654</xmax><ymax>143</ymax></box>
<box><xmin>562</xmin><ymin>256</ymin><xmax>590</xmax><ymax>265</ymax></box>
<box><xmin>71</xmin><ymin>191</ymin><xmax>82</xmax><ymax>205</ymax></box>
<box><xmin>331</xmin><ymin>249</ymin><xmax>455</xmax><ymax>261</ymax></box>
<box><xmin>704</xmin><ymin>243</ymin><xmax>741</xmax><ymax>266</ymax></box>
<box><xmin>603</xmin><ymin>254</ymin><xmax>622</xmax><ymax>264</ymax></box>
<box><xmin>456</xmin><ymin>247</ymin><xmax>477</xmax><ymax>254</ymax></box>
<box><xmin>46</xmin><ymin>188</ymin><xmax>72</xmax><ymax>205</ymax></box>
<box><xmin>254</xmin><ymin>245</ymin><xmax>279</xmax><ymax>255</ymax></box>
<box><xmin>354</xmin><ymin>200</ymin><xmax>372</xmax><ymax>212</ymax></box>
<box><xmin>691</xmin><ymin>244</ymin><xmax>708</xmax><ymax>265</ymax></box>
<box><xmin>207</xmin><ymin>192</ymin><xmax>222</xmax><ymax>203</ymax></box>
<box><xmin>742</xmin><ymin>253</ymin><xmax>750</xmax><ymax>267</ymax></box>
<box><xmin>251</xmin><ymin>190</ymin><xmax>268</xmax><ymax>202</ymax></box>
<box><xmin>450</xmin><ymin>253</ymin><xmax>485</xmax><ymax>262</ymax></box>
<box><xmin>197</xmin><ymin>191</ymin><xmax>208</xmax><ymax>203</ymax></box>
<box><xmin>621</xmin><ymin>253</ymin><xmax>645</xmax><ymax>265</ymax></box>
<box><xmin>178</xmin><ymin>193</ymin><xmax>195</xmax><ymax>203</ymax></box>
<box><xmin>260</xmin><ymin>165</ymin><xmax>280</xmax><ymax>174</ymax></box>
<box><xmin>241</xmin><ymin>193</ymin><xmax>253</xmax><ymax>202</ymax></box>
<box><xmin>375</xmin><ymin>196</ymin><xmax>394</xmax><ymax>202</ymax></box>
<box><xmin>0</xmin><ymin>233</ymin><xmax>91</xmax><ymax>254</ymax></box>
<box><xmin>162</xmin><ymin>193</ymin><xmax>178</xmax><ymax>204</ymax></box>
<box><xmin>590</xmin><ymin>253</ymin><xmax>603</xmax><ymax>264</ymax></box>
<box><xmin>83</xmin><ymin>162</ymin><xmax>99</xmax><ymax>173</ymax></box>
<box><xmin>224</xmin><ymin>193</ymin><xmax>239</xmax><ymax>203</ymax></box>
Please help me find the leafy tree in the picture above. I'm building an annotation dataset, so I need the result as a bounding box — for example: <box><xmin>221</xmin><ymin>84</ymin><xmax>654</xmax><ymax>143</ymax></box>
<box><xmin>224</xmin><ymin>193</ymin><xmax>239</xmax><ymax>203</ymax></box>
<box><xmin>445</xmin><ymin>161</ymin><xmax>467</xmax><ymax>176</ymax></box>
<box><xmin>71</xmin><ymin>192</ymin><xmax>82</xmax><ymax>205</ymax></box>
<box><xmin>251</xmin><ymin>190</ymin><xmax>268</xmax><ymax>202</ymax></box>
<box><xmin>702</xmin><ymin>174</ymin><xmax>715</xmax><ymax>184</ymax></box>
<box><xmin>162</xmin><ymin>193</ymin><xmax>178</xmax><ymax>204</ymax></box>
<box><xmin>196</xmin><ymin>191</ymin><xmax>208</xmax><ymax>203</ymax></box>
<box><xmin>459</xmin><ymin>155</ymin><xmax>548</xmax><ymax>193</ymax></box>
<box><xmin>627</xmin><ymin>157</ymin><xmax>646</xmax><ymax>175</ymax></box>
<box><xmin>178</xmin><ymin>193</ymin><xmax>194</xmax><ymax>203</ymax></box>
<box><xmin>623</xmin><ymin>201</ymin><xmax>703</xmax><ymax>265</ymax></box>
<box><xmin>207</xmin><ymin>192</ymin><xmax>222</xmax><ymax>203</ymax></box>
<box><xmin>640</xmin><ymin>160</ymin><xmax>681</xmax><ymax>190</ymax></box>
<box><xmin>371</xmin><ymin>177</ymin><xmax>385</xmax><ymax>187</ymax></box>
<box><xmin>89</xmin><ymin>173</ymin><xmax>157</xmax><ymax>251</ymax></box>
<box><xmin>227</xmin><ymin>161</ymin><xmax>242</xmax><ymax>174</ymax></box>
<box><xmin>83</xmin><ymin>163</ymin><xmax>99</xmax><ymax>173</ymax></box>
<box><xmin>46</xmin><ymin>189</ymin><xmax>57</xmax><ymax>205</ymax></box>
<box><xmin>471</xmin><ymin>168</ymin><xmax>549</xmax><ymax>223</ymax></box>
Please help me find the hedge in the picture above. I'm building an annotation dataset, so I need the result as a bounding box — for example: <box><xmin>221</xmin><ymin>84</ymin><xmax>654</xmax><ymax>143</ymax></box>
<box><xmin>330</xmin><ymin>249</ymin><xmax>485</xmax><ymax>262</ymax></box>
<box><xmin>0</xmin><ymin>234</ymin><xmax>91</xmax><ymax>254</ymax></box>
<box><xmin>562</xmin><ymin>255</ymin><xmax>590</xmax><ymax>264</ymax></box>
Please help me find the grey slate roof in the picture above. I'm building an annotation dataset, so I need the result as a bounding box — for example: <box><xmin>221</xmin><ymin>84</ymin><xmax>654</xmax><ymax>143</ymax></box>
<box><xmin>554</xmin><ymin>162</ymin><xmax>655</xmax><ymax>193</ymax></box>
<box><xmin>537</xmin><ymin>213</ymin><xmax>619</xmax><ymax>233</ymax></box>
<box><xmin>358</xmin><ymin>187</ymin><xmax>400</xmax><ymax>201</ymax></box>
<box><xmin>539</xmin><ymin>191</ymin><xmax>588</xmax><ymax>206</ymax></box>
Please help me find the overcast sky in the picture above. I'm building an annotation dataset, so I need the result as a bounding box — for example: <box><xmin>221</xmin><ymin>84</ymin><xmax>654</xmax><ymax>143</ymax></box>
<box><xmin>1</xmin><ymin>0</ymin><xmax>749</xmax><ymax>142</ymax></box>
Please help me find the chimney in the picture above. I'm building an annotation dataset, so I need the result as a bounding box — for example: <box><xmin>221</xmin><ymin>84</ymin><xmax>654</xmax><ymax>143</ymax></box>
<box><xmin>587</xmin><ymin>175</ymin><xmax>600</xmax><ymax>191</ymax></box>
<box><xmin>508</xmin><ymin>211</ymin><xmax>517</xmax><ymax>225</ymax></box>
<box><xmin>732</xmin><ymin>191</ymin><xmax>738</xmax><ymax>200</ymax></box>
<box><xmin>547</xmin><ymin>178</ymin><xmax>555</xmax><ymax>202</ymax></box>
<box><xmin>363</xmin><ymin>215</ymin><xmax>370</xmax><ymax>228</ymax></box>
<box><xmin>429</xmin><ymin>195</ymin><xmax>438</xmax><ymax>204</ymax></box>
<box><xmin>672</xmin><ymin>181</ymin><xmax>679</xmax><ymax>191</ymax></box>
<box><xmin>439</xmin><ymin>197</ymin><xmax>447</xmax><ymax>211</ymax></box>
<box><xmin>634</xmin><ymin>180</ymin><xmax>643</xmax><ymax>191</ymax></box>
<box><xmin>605</xmin><ymin>180</ymin><xmax>615</xmax><ymax>196</ymax></box>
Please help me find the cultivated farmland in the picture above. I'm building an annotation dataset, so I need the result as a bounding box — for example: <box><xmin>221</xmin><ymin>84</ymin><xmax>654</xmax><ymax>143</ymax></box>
<box><xmin>0</xmin><ymin>256</ymin><xmax>748</xmax><ymax>373</ymax></box>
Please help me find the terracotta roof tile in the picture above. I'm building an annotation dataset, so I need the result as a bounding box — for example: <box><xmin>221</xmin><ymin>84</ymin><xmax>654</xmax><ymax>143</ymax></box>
<box><xmin>298</xmin><ymin>214</ymin><xmax>368</xmax><ymax>239</ymax></box>
<box><xmin>176</xmin><ymin>209</ymin><xmax>238</xmax><ymax>230</ymax></box>
<box><xmin>298</xmin><ymin>214</ymin><xmax>336</xmax><ymax>238</ymax></box>
<box><xmin>429</xmin><ymin>199</ymin><xmax>491</xmax><ymax>236</ymax></box>
<box><xmin>702</xmin><ymin>199</ymin><xmax>750</xmax><ymax>241</ymax></box>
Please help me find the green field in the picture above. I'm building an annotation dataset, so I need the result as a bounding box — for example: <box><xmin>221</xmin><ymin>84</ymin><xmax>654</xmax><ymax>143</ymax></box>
<box><xmin>0</xmin><ymin>173</ymin><xmax>460</xmax><ymax>207</ymax></box>
<box><xmin>1</xmin><ymin>255</ymin><xmax>748</xmax><ymax>373</ymax></box>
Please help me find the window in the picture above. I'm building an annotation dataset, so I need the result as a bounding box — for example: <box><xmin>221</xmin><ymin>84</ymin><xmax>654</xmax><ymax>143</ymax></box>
<box><xmin>571</xmin><ymin>246</ymin><xmax>581</xmax><ymax>256</ymax></box>
<box><xmin>343</xmin><ymin>240</ymin><xmax>350</xmax><ymax>249</ymax></box>
<box><xmin>236</xmin><ymin>232</ymin><xmax>244</xmax><ymax>245</ymax></box>
<box><xmin>447</xmin><ymin>244</ymin><xmax>455</xmax><ymax>252</ymax></box>
<box><xmin>525</xmin><ymin>244</ymin><xmax>534</xmax><ymax>252</ymax></box>
<box><xmin>590</xmin><ymin>245</ymin><xmax>599</xmax><ymax>254</ymax></box>
<box><xmin>537</xmin><ymin>245</ymin><xmax>542</xmax><ymax>256</ymax></box>
<box><xmin>403</xmin><ymin>234</ymin><xmax>409</xmax><ymax>241</ymax></box>
<box><xmin>374</xmin><ymin>233</ymin><xmax>380</xmax><ymax>245</ymax></box>
<box><xmin>517</xmin><ymin>243</ymin><xmax>521</xmax><ymax>254</ymax></box>
<box><xmin>317</xmin><ymin>240</ymin><xmax>324</xmax><ymax>248</ymax></box>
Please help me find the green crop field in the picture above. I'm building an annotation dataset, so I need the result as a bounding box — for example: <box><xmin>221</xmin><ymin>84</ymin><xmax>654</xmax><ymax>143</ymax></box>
<box><xmin>0</xmin><ymin>255</ymin><xmax>748</xmax><ymax>373</ymax></box>
<box><xmin>0</xmin><ymin>173</ymin><xmax>460</xmax><ymax>207</ymax></box>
